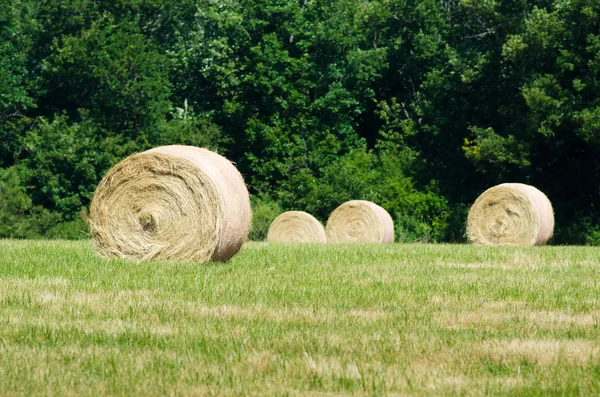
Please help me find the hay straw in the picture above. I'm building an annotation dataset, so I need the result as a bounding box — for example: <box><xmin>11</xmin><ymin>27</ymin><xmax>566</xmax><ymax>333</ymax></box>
<box><xmin>89</xmin><ymin>145</ymin><xmax>252</xmax><ymax>262</ymax></box>
<box><xmin>266</xmin><ymin>211</ymin><xmax>326</xmax><ymax>243</ymax></box>
<box><xmin>326</xmin><ymin>200</ymin><xmax>394</xmax><ymax>243</ymax></box>
<box><xmin>467</xmin><ymin>183</ymin><xmax>554</xmax><ymax>247</ymax></box>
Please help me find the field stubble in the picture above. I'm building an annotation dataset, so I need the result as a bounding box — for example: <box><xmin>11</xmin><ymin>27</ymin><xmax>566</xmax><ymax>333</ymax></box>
<box><xmin>0</xmin><ymin>240</ymin><xmax>599</xmax><ymax>395</ymax></box>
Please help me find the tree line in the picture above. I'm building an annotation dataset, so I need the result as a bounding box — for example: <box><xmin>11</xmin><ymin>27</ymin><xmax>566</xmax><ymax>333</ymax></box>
<box><xmin>1</xmin><ymin>0</ymin><xmax>599</xmax><ymax>243</ymax></box>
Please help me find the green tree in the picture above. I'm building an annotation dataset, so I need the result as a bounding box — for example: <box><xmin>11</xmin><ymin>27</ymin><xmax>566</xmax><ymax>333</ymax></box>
<box><xmin>0</xmin><ymin>167</ymin><xmax>61</xmax><ymax>238</ymax></box>
<box><xmin>0</xmin><ymin>0</ymin><xmax>38</xmax><ymax>166</ymax></box>
<box><xmin>40</xmin><ymin>16</ymin><xmax>173</xmax><ymax>142</ymax></box>
<box><xmin>19</xmin><ymin>114</ymin><xmax>117</xmax><ymax>218</ymax></box>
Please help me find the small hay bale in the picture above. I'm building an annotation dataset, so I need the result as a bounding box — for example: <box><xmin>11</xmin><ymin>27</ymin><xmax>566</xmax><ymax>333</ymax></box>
<box><xmin>467</xmin><ymin>183</ymin><xmax>554</xmax><ymax>247</ymax></box>
<box><xmin>89</xmin><ymin>145</ymin><xmax>252</xmax><ymax>262</ymax></box>
<box><xmin>266</xmin><ymin>211</ymin><xmax>326</xmax><ymax>243</ymax></box>
<box><xmin>326</xmin><ymin>200</ymin><xmax>394</xmax><ymax>243</ymax></box>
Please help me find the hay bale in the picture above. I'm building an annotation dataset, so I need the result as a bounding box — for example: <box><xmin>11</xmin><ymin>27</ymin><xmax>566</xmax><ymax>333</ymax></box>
<box><xmin>89</xmin><ymin>145</ymin><xmax>252</xmax><ymax>262</ymax></box>
<box><xmin>326</xmin><ymin>200</ymin><xmax>394</xmax><ymax>243</ymax></box>
<box><xmin>266</xmin><ymin>211</ymin><xmax>326</xmax><ymax>243</ymax></box>
<box><xmin>467</xmin><ymin>183</ymin><xmax>554</xmax><ymax>246</ymax></box>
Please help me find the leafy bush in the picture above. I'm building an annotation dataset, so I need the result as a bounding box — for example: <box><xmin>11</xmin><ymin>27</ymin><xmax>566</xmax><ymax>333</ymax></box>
<box><xmin>0</xmin><ymin>167</ymin><xmax>35</xmax><ymax>238</ymax></box>
<box><xmin>248</xmin><ymin>196</ymin><xmax>282</xmax><ymax>241</ymax></box>
<box><xmin>157</xmin><ymin>103</ymin><xmax>228</xmax><ymax>150</ymax></box>
<box><xmin>394</xmin><ymin>214</ymin><xmax>436</xmax><ymax>243</ymax></box>
<box><xmin>0</xmin><ymin>167</ymin><xmax>62</xmax><ymax>238</ymax></box>
<box><xmin>19</xmin><ymin>114</ymin><xmax>117</xmax><ymax>218</ymax></box>
<box><xmin>45</xmin><ymin>217</ymin><xmax>89</xmax><ymax>240</ymax></box>
<box><xmin>277</xmin><ymin>147</ymin><xmax>451</xmax><ymax>242</ymax></box>
<box><xmin>554</xmin><ymin>216</ymin><xmax>600</xmax><ymax>246</ymax></box>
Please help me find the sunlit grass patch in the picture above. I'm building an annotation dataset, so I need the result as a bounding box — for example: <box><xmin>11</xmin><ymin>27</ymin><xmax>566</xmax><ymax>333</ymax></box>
<box><xmin>0</xmin><ymin>240</ymin><xmax>599</xmax><ymax>395</ymax></box>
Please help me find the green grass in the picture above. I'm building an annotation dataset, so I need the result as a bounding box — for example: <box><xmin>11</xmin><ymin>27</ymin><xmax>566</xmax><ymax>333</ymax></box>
<box><xmin>1</xmin><ymin>240</ymin><xmax>599</xmax><ymax>396</ymax></box>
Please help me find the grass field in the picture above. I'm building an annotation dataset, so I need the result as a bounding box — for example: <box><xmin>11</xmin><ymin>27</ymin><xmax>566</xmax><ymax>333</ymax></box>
<box><xmin>0</xmin><ymin>240</ymin><xmax>599</xmax><ymax>396</ymax></box>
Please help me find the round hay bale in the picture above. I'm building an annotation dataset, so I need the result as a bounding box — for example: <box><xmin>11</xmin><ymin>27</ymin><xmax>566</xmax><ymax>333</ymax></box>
<box><xmin>467</xmin><ymin>183</ymin><xmax>554</xmax><ymax>247</ymax></box>
<box><xmin>266</xmin><ymin>211</ymin><xmax>326</xmax><ymax>243</ymax></box>
<box><xmin>326</xmin><ymin>200</ymin><xmax>394</xmax><ymax>243</ymax></box>
<box><xmin>89</xmin><ymin>145</ymin><xmax>252</xmax><ymax>262</ymax></box>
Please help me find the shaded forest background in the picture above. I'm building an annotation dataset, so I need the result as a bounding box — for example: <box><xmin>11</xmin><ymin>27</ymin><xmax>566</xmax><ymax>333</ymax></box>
<box><xmin>1</xmin><ymin>0</ymin><xmax>600</xmax><ymax>243</ymax></box>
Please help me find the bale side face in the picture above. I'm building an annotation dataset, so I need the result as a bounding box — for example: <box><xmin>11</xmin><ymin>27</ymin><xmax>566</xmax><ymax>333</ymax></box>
<box><xmin>147</xmin><ymin>145</ymin><xmax>252</xmax><ymax>261</ymax></box>
<box><xmin>508</xmin><ymin>183</ymin><xmax>554</xmax><ymax>245</ymax></box>
<box><xmin>90</xmin><ymin>145</ymin><xmax>251</xmax><ymax>262</ymax></box>
<box><xmin>467</xmin><ymin>183</ymin><xmax>554</xmax><ymax>247</ymax></box>
<box><xmin>326</xmin><ymin>200</ymin><xmax>394</xmax><ymax>243</ymax></box>
<box><xmin>266</xmin><ymin>211</ymin><xmax>326</xmax><ymax>243</ymax></box>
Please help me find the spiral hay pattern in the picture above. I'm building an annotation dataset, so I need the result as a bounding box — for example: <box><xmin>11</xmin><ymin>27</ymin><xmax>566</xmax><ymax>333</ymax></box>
<box><xmin>89</xmin><ymin>145</ymin><xmax>251</xmax><ymax>262</ymax></box>
<box><xmin>326</xmin><ymin>200</ymin><xmax>394</xmax><ymax>243</ymax></box>
<box><xmin>467</xmin><ymin>183</ymin><xmax>554</xmax><ymax>247</ymax></box>
<box><xmin>266</xmin><ymin>211</ymin><xmax>326</xmax><ymax>243</ymax></box>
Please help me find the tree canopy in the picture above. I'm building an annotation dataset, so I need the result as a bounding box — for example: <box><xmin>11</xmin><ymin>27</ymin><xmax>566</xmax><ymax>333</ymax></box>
<box><xmin>1</xmin><ymin>0</ymin><xmax>599</xmax><ymax>243</ymax></box>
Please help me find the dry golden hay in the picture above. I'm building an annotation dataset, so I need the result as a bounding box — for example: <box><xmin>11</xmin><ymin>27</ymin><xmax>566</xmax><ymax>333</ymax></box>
<box><xmin>89</xmin><ymin>145</ymin><xmax>252</xmax><ymax>262</ymax></box>
<box><xmin>467</xmin><ymin>183</ymin><xmax>554</xmax><ymax>247</ymax></box>
<box><xmin>266</xmin><ymin>211</ymin><xmax>326</xmax><ymax>243</ymax></box>
<box><xmin>326</xmin><ymin>200</ymin><xmax>394</xmax><ymax>243</ymax></box>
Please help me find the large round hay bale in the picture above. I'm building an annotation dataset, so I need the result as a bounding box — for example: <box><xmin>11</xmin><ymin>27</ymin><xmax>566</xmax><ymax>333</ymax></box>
<box><xmin>326</xmin><ymin>200</ymin><xmax>394</xmax><ymax>243</ymax></box>
<box><xmin>89</xmin><ymin>145</ymin><xmax>252</xmax><ymax>262</ymax></box>
<box><xmin>467</xmin><ymin>183</ymin><xmax>554</xmax><ymax>247</ymax></box>
<box><xmin>266</xmin><ymin>211</ymin><xmax>326</xmax><ymax>243</ymax></box>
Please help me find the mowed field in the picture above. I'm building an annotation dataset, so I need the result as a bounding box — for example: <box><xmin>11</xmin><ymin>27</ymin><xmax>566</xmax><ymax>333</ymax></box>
<box><xmin>0</xmin><ymin>241</ymin><xmax>599</xmax><ymax>396</ymax></box>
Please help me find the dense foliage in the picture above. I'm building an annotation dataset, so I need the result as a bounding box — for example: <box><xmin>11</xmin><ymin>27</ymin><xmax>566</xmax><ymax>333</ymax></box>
<box><xmin>1</xmin><ymin>0</ymin><xmax>599</xmax><ymax>243</ymax></box>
